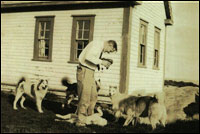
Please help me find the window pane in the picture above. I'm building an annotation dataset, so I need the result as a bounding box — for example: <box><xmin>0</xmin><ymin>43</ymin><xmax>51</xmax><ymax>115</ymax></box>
<box><xmin>76</xmin><ymin>40</ymin><xmax>89</xmax><ymax>59</ymax></box>
<box><xmin>154</xmin><ymin>50</ymin><xmax>157</xmax><ymax>66</ymax></box>
<box><xmin>77</xmin><ymin>30</ymin><xmax>83</xmax><ymax>39</ymax></box>
<box><xmin>46</xmin><ymin>21</ymin><xmax>51</xmax><ymax>30</ymax></box>
<box><xmin>140</xmin><ymin>45</ymin><xmax>143</xmax><ymax>63</ymax></box>
<box><xmin>39</xmin><ymin>31</ymin><xmax>44</xmax><ymax>39</ymax></box>
<box><xmin>140</xmin><ymin>44</ymin><xmax>145</xmax><ymax>65</ymax></box>
<box><xmin>141</xmin><ymin>25</ymin><xmax>145</xmax><ymax>44</ymax></box>
<box><xmin>45</xmin><ymin>31</ymin><xmax>50</xmax><ymax>39</ymax></box>
<box><xmin>77</xmin><ymin>50</ymin><xmax>82</xmax><ymax>59</ymax></box>
<box><xmin>38</xmin><ymin>40</ymin><xmax>49</xmax><ymax>58</ymax></box>
<box><xmin>83</xmin><ymin>31</ymin><xmax>89</xmax><ymax>39</ymax></box>
<box><xmin>45</xmin><ymin>42</ymin><xmax>49</xmax><ymax>57</ymax></box>
<box><xmin>142</xmin><ymin>45</ymin><xmax>145</xmax><ymax>65</ymax></box>
<box><xmin>156</xmin><ymin>51</ymin><xmax>159</xmax><ymax>67</ymax></box>
<box><xmin>77</xmin><ymin>20</ymin><xmax>83</xmax><ymax>30</ymax></box>
<box><xmin>38</xmin><ymin>21</ymin><xmax>52</xmax><ymax>39</ymax></box>
<box><xmin>155</xmin><ymin>31</ymin><xmax>160</xmax><ymax>49</ymax></box>
<box><xmin>77</xmin><ymin>41</ymin><xmax>84</xmax><ymax>49</ymax></box>
<box><xmin>38</xmin><ymin>40</ymin><xmax>45</xmax><ymax>57</ymax></box>
<box><xmin>154</xmin><ymin>50</ymin><xmax>159</xmax><ymax>67</ymax></box>
<box><xmin>39</xmin><ymin>22</ymin><xmax>45</xmax><ymax>31</ymax></box>
<box><xmin>84</xmin><ymin>20</ymin><xmax>90</xmax><ymax>30</ymax></box>
<box><xmin>83</xmin><ymin>40</ymin><xmax>89</xmax><ymax>48</ymax></box>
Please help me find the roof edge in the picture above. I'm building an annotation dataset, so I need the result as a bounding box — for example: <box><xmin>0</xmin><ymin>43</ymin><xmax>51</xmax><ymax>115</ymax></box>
<box><xmin>1</xmin><ymin>1</ymin><xmax>140</xmax><ymax>8</ymax></box>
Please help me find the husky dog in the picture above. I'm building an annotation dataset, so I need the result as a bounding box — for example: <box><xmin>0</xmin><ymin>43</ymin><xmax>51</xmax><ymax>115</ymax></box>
<box><xmin>13</xmin><ymin>77</ymin><xmax>48</xmax><ymax>113</ymax></box>
<box><xmin>109</xmin><ymin>87</ymin><xmax>166</xmax><ymax>129</ymax></box>
<box><xmin>138</xmin><ymin>93</ymin><xmax>167</xmax><ymax>130</ymax></box>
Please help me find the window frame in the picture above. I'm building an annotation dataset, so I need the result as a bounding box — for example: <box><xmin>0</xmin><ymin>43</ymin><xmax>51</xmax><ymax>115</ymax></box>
<box><xmin>138</xmin><ymin>19</ymin><xmax>148</xmax><ymax>68</ymax></box>
<box><xmin>69</xmin><ymin>15</ymin><xmax>95</xmax><ymax>63</ymax></box>
<box><xmin>153</xmin><ymin>27</ymin><xmax>161</xmax><ymax>70</ymax></box>
<box><xmin>33</xmin><ymin>16</ymin><xmax>55</xmax><ymax>62</ymax></box>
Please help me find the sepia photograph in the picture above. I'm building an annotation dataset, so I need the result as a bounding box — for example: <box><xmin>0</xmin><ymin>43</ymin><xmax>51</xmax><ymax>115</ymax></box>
<box><xmin>1</xmin><ymin>1</ymin><xmax>199</xmax><ymax>133</ymax></box>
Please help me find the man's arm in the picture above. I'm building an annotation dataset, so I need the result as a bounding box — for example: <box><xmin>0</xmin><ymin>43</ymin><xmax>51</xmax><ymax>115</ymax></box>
<box><xmin>85</xmin><ymin>43</ymin><xmax>112</xmax><ymax>68</ymax></box>
<box><xmin>85</xmin><ymin>44</ymin><xmax>102</xmax><ymax>65</ymax></box>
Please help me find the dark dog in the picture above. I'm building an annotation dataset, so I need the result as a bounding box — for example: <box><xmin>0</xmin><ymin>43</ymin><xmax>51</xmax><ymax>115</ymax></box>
<box><xmin>61</xmin><ymin>78</ymin><xmax>78</xmax><ymax>108</ymax></box>
<box><xmin>61</xmin><ymin>77</ymin><xmax>101</xmax><ymax>108</ymax></box>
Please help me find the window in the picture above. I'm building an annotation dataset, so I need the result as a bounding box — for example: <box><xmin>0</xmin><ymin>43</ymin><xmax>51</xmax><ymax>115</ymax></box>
<box><xmin>70</xmin><ymin>15</ymin><xmax>95</xmax><ymax>62</ymax></box>
<box><xmin>153</xmin><ymin>27</ymin><xmax>161</xmax><ymax>69</ymax></box>
<box><xmin>33</xmin><ymin>16</ymin><xmax>55</xmax><ymax>61</ymax></box>
<box><xmin>138</xmin><ymin>20</ymin><xmax>148</xmax><ymax>67</ymax></box>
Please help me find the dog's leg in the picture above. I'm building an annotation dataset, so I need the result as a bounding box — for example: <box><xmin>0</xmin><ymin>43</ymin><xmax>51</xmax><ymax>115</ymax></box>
<box><xmin>160</xmin><ymin>113</ymin><xmax>167</xmax><ymax>127</ymax></box>
<box><xmin>114</xmin><ymin>110</ymin><xmax>121</xmax><ymax>122</ymax></box>
<box><xmin>36</xmin><ymin>98</ymin><xmax>43</xmax><ymax>113</ymax></box>
<box><xmin>123</xmin><ymin>114</ymin><xmax>134</xmax><ymax>126</ymax></box>
<box><xmin>149</xmin><ymin>117</ymin><xmax>157</xmax><ymax>130</ymax></box>
<box><xmin>20</xmin><ymin>96</ymin><xmax>27</xmax><ymax>110</ymax></box>
<box><xmin>13</xmin><ymin>90</ymin><xmax>23</xmax><ymax>110</ymax></box>
<box><xmin>162</xmin><ymin>108</ymin><xmax>167</xmax><ymax>127</ymax></box>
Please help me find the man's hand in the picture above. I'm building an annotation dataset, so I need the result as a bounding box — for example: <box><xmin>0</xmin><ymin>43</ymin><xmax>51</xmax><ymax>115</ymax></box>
<box><xmin>101</xmin><ymin>59</ymin><xmax>112</xmax><ymax>69</ymax></box>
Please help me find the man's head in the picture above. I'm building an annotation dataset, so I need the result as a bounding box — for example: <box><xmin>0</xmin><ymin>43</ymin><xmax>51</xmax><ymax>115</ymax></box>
<box><xmin>103</xmin><ymin>40</ymin><xmax>117</xmax><ymax>53</ymax></box>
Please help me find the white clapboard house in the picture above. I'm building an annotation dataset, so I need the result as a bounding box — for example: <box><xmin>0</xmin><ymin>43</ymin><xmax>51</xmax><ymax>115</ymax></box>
<box><xmin>1</xmin><ymin>1</ymin><xmax>173</xmax><ymax>102</ymax></box>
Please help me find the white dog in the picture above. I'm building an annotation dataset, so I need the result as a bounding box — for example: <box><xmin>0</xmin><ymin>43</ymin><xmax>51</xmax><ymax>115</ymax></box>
<box><xmin>13</xmin><ymin>77</ymin><xmax>48</xmax><ymax>113</ymax></box>
<box><xmin>137</xmin><ymin>102</ymin><xmax>167</xmax><ymax>130</ymax></box>
<box><xmin>55</xmin><ymin>106</ymin><xmax>107</xmax><ymax>126</ymax></box>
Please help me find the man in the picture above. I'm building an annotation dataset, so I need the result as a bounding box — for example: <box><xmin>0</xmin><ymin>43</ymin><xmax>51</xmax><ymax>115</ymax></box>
<box><xmin>76</xmin><ymin>40</ymin><xmax>117</xmax><ymax>126</ymax></box>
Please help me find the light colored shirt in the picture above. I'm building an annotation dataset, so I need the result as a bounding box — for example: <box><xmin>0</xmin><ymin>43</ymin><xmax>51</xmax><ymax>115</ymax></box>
<box><xmin>79</xmin><ymin>40</ymin><xmax>104</xmax><ymax>70</ymax></box>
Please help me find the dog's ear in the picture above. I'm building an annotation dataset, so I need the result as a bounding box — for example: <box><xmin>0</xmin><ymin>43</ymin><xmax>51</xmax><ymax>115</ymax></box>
<box><xmin>45</xmin><ymin>80</ymin><xmax>48</xmax><ymax>84</ymax></box>
<box><xmin>37</xmin><ymin>79</ymin><xmax>46</xmax><ymax>90</ymax></box>
<box><xmin>40</xmin><ymin>79</ymin><xmax>44</xmax><ymax>83</ymax></box>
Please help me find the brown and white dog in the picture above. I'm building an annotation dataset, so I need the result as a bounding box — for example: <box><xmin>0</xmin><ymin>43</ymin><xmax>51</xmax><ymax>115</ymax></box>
<box><xmin>13</xmin><ymin>77</ymin><xmax>48</xmax><ymax>113</ymax></box>
<box><xmin>109</xmin><ymin>87</ymin><xmax>167</xmax><ymax>130</ymax></box>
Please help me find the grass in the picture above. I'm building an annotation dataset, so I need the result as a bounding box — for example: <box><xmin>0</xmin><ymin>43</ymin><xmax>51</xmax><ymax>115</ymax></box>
<box><xmin>164</xmin><ymin>86</ymin><xmax>199</xmax><ymax>123</ymax></box>
<box><xmin>1</xmin><ymin>91</ymin><xmax>199</xmax><ymax>133</ymax></box>
<box><xmin>164</xmin><ymin>80</ymin><xmax>199</xmax><ymax>87</ymax></box>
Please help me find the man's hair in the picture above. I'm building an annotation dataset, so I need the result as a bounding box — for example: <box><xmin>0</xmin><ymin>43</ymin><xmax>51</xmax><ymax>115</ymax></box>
<box><xmin>108</xmin><ymin>40</ymin><xmax>118</xmax><ymax>52</ymax></box>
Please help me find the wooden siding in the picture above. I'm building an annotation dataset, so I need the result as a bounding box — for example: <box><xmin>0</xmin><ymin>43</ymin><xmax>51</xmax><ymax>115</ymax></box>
<box><xmin>1</xmin><ymin>8</ymin><xmax>123</xmax><ymax>96</ymax></box>
<box><xmin>128</xmin><ymin>2</ymin><xmax>166</xmax><ymax>94</ymax></box>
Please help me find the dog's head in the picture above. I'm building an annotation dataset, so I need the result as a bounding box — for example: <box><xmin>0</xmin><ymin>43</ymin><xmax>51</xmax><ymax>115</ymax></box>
<box><xmin>38</xmin><ymin>79</ymin><xmax>48</xmax><ymax>90</ymax></box>
<box><xmin>108</xmin><ymin>86</ymin><xmax>118</xmax><ymax>97</ymax></box>
<box><xmin>108</xmin><ymin>86</ymin><xmax>121</xmax><ymax>110</ymax></box>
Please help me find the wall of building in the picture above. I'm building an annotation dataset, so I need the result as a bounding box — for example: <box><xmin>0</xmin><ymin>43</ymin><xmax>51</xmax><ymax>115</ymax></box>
<box><xmin>129</xmin><ymin>2</ymin><xmax>166</xmax><ymax>94</ymax></box>
<box><xmin>1</xmin><ymin>8</ymin><xmax>123</xmax><ymax>96</ymax></box>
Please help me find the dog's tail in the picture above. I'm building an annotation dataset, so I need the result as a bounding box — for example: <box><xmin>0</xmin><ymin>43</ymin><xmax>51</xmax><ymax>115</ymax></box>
<box><xmin>15</xmin><ymin>77</ymin><xmax>26</xmax><ymax>93</ymax></box>
<box><xmin>61</xmin><ymin>77</ymin><xmax>72</xmax><ymax>87</ymax></box>
<box><xmin>17</xmin><ymin>77</ymin><xmax>26</xmax><ymax>86</ymax></box>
